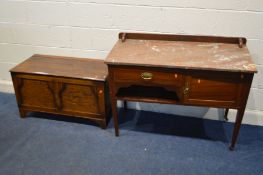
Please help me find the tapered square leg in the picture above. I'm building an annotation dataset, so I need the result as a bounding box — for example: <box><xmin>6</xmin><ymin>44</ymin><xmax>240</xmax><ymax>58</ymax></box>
<box><xmin>224</xmin><ymin>108</ymin><xmax>229</xmax><ymax>122</ymax></box>
<box><xmin>111</xmin><ymin>99</ymin><xmax>119</xmax><ymax>136</ymax></box>
<box><xmin>123</xmin><ymin>101</ymin><xmax>127</xmax><ymax>111</ymax></box>
<box><xmin>229</xmin><ymin>107</ymin><xmax>245</xmax><ymax>151</ymax></box>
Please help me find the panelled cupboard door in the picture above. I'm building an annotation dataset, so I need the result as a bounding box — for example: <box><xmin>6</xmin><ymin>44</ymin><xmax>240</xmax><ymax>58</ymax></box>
<box><xmin>19</xmin><ymin>78</ymin><xmax>56</xmax><ymax>110</ymax></box>
<box><xmin>183</xmin><ymin>72</ymin><xmax>243</xmax><ymax>108</ymax></box>
<box><xmin>60</xmin><ymin>83</ymin><xmax>100</xmax><ymax>115</ymax></box>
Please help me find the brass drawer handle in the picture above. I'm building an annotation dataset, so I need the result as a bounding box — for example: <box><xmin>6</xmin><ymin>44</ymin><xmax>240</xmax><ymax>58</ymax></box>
<box><xmin>141</xmin><ymin>72</ymin><xmax>153</xmax><ymax>80</ymax></box>
<box><xmin>183</xmin><ymin>82</ymin><xmax>190</xmax><ymax>95</ymax></box>
<box><xmin>183</xmin><ymin>87</ymin><xmax>190</xmax><ymax>95</ymax></box>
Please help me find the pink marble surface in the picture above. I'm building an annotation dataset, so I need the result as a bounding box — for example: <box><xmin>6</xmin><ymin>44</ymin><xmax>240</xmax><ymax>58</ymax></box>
<box><xmin>106</xmin><ymin>39</ymin><xmax>257</xmax><ymax>73</ymax></box>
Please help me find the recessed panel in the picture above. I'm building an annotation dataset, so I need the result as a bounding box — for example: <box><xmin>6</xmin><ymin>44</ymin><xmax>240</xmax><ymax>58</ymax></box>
<box><xmin>61</xmin><ymin>84</ymin><xmax>99</xmax><ymax>114</ymax></box>
<box><xmin>20</xmin><ymin>79</ymin><xmax>55</xmax><ymax>109</ymax></box>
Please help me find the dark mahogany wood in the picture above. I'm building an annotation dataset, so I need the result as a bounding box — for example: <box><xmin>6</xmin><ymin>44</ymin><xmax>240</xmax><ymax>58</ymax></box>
<box><xmin>10</xmin><ymin>54</ymin><xmax>110</xmax><ymax>129</ymax></box>
<box><xmin>224</xmin><ymin>109</ymin><xmax>229</xmax><ymax>121</ymax></box>
<box><xmin>119</xmin><ymin>32</ymin><xmax>247</xmax><ymax>45</ymax></box>
<box><xmin>106</xmin><ymin>33</ymin><xmax>257</xmax><ymax>150</ymax></box>
<box><xmin>11</xmin><ymin>54</ymin><xmax>107</xmax><ymax>80</ymax></box>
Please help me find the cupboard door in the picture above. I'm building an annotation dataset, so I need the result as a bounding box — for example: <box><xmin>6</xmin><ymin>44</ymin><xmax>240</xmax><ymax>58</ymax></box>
<box><xmin>19</xmin><ymin>78</ymin><xmax>56</xmax><ymax>110</ymax></box>
<box><xmin>60</xmin><ymin>83</ymin><xmax>101</xmax><ymax>116</ymax></box>
<box><xmin>184</xmin><ymin>73</ymin><xmax>242</xmax><ymax>108</ymax></box>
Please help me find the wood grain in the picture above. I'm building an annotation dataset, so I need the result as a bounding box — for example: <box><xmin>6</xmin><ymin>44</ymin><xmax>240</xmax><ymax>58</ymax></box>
<box><xmin>10</xmin><ymin>55</ymin><xmax>110</xmax><ymax>129</ymax></box>
<box><xmin>10</xmin><ymin>54</ymin><xmax>108</xmax><ymax>81</ymax></box>
<box><xmin>106</xmin><ymin>33</ymin><xmax>256</xmax><ymax>150</ymax></box>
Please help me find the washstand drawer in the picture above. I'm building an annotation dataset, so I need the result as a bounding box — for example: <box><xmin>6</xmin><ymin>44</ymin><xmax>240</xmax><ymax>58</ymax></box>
<box><xmin>112</xmin><ymin>67</ymin><xmax>182</xmax><ymax>86</ymax></box>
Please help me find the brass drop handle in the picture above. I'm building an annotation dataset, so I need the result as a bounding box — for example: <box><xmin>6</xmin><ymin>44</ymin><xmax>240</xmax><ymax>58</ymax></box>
<box><xmin>141</xmin><ymin>72</ymin><xmax>153</xmax><ymax>80</ymax></box>
<box><xmin>183</xmin><ymin>82</ymin><xmax>190</xmax><ymax>95</ymax></box>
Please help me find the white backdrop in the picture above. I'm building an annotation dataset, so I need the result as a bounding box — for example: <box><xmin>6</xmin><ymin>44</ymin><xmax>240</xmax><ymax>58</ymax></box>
<box><xmin>0</xmin><ymin>0</ymin><xmax>262</xmax><ymax>125</ymax></box>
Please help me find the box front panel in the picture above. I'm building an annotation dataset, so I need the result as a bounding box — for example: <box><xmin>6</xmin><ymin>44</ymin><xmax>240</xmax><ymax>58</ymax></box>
<box><xmin>19</xmin><ymin>78</ymin><xmax>56</xmax><ymax>110</ymax></box>
<box><xmin>60</xmin><ymin>83</ymin><xmax>100</xmax><ymax>116</ymax></box>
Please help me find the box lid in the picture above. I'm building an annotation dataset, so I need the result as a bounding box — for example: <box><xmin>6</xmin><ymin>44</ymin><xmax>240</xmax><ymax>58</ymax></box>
<box><xmin>10</xmin><ymin>54</ymin><xmax>108</xmax><ymax>81</ymax></box>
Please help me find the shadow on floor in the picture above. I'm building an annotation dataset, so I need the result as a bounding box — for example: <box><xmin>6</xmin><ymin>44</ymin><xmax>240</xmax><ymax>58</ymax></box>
<box><xmin>1</xmin><ymin>90</ymin><xmax>229</xmax><ymax>143</ymax></box>
<box><xmin>27</xmin><ymin>112</ymin><xmax>100</xmax><ymax>127</ymax></box>
<box><xmin>1</xmin><ymin>91</ymin><xmax>263</xmax><ymax>175</ymax></box>
<box><xmin>118</xmin><ymin>108</ymin><xmax>229</xmax><ymax>142</ymax></box>
<box><xmin>24</xmin><ymin>107</ymin><xmax>229</xmax><ymax>142</ymax></box>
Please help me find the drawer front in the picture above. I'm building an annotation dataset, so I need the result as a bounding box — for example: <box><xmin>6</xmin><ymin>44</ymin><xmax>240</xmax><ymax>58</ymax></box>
<box><xmin>184</xmin><ymin>74</ymin><xmax>242</xmax><ymax>107</ymax></box>
<box><xmin>60</xmin><ymin>83</ymin><xmax>102</xmax><ymax>116</ymax></box>
<box><xmin>112</xmin><ymin>67</ymin><xmax>182</xmax><ymax>86</ymax></box>
<box><xmin>19</xmin><ymin>78</ymin><xmax>56</xmax><ymax>110</ymax></box>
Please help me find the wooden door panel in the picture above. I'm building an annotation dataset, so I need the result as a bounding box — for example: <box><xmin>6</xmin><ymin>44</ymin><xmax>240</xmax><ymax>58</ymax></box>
<box><xmin>189</xmin><ymin>78</ymin><xmax>238</xmax><ymax>101</ymax></box>
<box><xmin>20</xmin><ymin>79</ymin><xmax>56</xmax><ymax>109</ymax></box>
<box><xmin>61</xmin><ymin>84</ymin><xmax>100</xmax><ymax>115</ymax></box>
<box><xmin>185</xmin><ymin>75</ymin><xmax>241</xmax><ymax>107</ymax></box>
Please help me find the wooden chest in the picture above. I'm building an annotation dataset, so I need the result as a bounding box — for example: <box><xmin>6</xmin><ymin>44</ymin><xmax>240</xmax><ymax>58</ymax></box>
<box><xmin>10</xmin><ymin>54</ymin><xmax>110</xmax><ymax>129</ymax></box>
